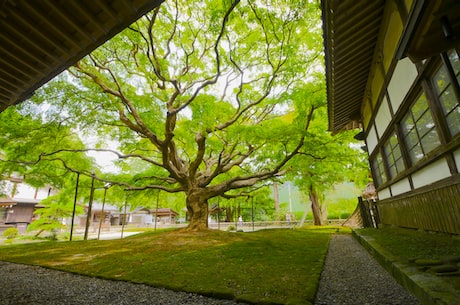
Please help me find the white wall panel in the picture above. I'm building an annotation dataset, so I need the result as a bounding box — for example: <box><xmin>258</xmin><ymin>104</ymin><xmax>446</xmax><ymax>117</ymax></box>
<box><xmin>388</xmin><ymin>57</ymin><xmax>418</xmax><ymax>113</ymax></box>
<box><xmin>366</xmin><ymin>124</ymin><xmax>379</xmax><ymax>154</ymax></box>
<box><xmin>412</xmin><ymin>158</ymin><xmax>451</xmax><ymax>189</ymax></box>
<box><xmin>374</xmin><ymin>96</ymin><xmax>392</xmax><ymax>137</ymax></box>
<box><xmin>390</xmin><ymin>178</ymin><xmax>411</xmax><ymax>196</ymax></box>
<box><xmin>378</xmin><ymin>187</ymin><xmax>391</xmax><ymax>200</ymax></box>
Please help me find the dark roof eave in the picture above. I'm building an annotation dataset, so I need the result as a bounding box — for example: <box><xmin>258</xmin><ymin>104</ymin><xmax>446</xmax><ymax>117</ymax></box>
<box><xmin>0</xmin><ymin>0</ymin><xmax>164</xmax><ymax>111</ymax></box>
<box><xmin>322</xmin><ymin>0</ymin><xmax>386</xmax><ymax>134</ymax></box>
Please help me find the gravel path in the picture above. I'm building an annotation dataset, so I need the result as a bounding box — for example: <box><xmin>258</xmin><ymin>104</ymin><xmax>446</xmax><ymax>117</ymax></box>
<box><xmin>0</xmin><ymin>261</ymin><xmax>247</xmax><ymax>305</ymax></box>
<box><xmin>314</xmin><ymin>234</ymin><xmax>420</xmax><ymax>305</ymax></box>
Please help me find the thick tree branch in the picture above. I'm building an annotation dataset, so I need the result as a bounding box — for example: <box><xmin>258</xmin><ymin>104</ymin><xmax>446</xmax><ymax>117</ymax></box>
<box><xmin>169</xmin><ymin>0</ymin><xmax>241</xmax><ymax>116</ymax></box>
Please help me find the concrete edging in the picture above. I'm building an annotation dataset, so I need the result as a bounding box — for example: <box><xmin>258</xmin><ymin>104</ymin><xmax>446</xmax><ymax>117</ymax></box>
<box><xmin>352</xmin><ymin>230</ymin><xmax>460</xmax><ymax>305</ymax></box>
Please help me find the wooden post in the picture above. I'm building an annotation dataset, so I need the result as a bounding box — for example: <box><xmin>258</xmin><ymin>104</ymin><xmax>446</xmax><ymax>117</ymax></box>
<box><xmin>69</xmin><ymin>173</ymin><xmax>80</xmax><ymax>241</ymax></box>
<box><xmin>97</xmin><ymin>184</ymin><xmax>110</xmax><ymax>240</ymax></box>
<box><xmin>84</xmin><ymin>175</ymin><xmax>95</xmax><ymax>241</ymax></box>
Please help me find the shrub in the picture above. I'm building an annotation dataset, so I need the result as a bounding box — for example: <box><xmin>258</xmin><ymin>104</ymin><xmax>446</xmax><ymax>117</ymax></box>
<box><xmin>3</xmin><ymin>228</ymin><xmax>19</xmax><ymax>240</ymax></box>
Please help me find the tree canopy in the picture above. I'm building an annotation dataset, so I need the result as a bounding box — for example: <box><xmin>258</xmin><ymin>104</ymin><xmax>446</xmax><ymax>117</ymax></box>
<box><xmin>0</xmin><ymin>1</ymin><xmax>368</xmax><ymax>230</ymax></box>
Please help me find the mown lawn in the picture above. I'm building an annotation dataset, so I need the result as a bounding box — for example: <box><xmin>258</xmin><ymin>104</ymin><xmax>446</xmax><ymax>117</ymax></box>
<box><xmin>0</xmin><ymin>227</ymin><xmax>348</xmax><ymax>305</ymax></box>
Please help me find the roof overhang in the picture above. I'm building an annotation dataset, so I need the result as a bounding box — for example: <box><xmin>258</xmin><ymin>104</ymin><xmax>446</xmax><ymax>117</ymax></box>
<box><xmin>0</xmin><ymin>197</ymin><xmax>39</xmax><ymax>206</ymax></box>
<box><xmin>0</xmin><ymin>0</ymin><xmax>164</xmax><ymax>113</ymax></box>
<box><xmin>322</xmin><ymin>0</ymin><xmax>385</xmax><ymax>134</ymax></box>
<box><xmin>322</xmin><ymin>0</ymin><xmax>460</xmax><ymax>134</ymax></box>
<box><xmin>0</xmin><ymin>197</ymin><xmax>16</xmax><ymax>207</ymax></box>
<box><xmin>396</xmin><ymin>0</ymin><xmax>460</xmax><ymax>61</ymax></box>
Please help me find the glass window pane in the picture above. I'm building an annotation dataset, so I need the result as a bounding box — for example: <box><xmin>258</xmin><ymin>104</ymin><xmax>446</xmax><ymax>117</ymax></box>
<box><xmin>402</xmin><ymin>114</ymin><xmax>414</xmax><ymax>136</ymax></box>
<box><xmin>389</xmin><ymin>135</ymin><xmax>398</xmax><ymax>148</ymax></box>
<box><xmin>433</xmin><ymin>65</ymin><xmax>450</xmax><ymax>94</ymax></box>
<box><xmin>388</xmin><ymin>164</ymin><xmax>397</xmax><ymax>179</ymax></box>
<box><xmin>439</xmin><ymin>85</ymin><xmax>458</xmax><ymax>114</ymax></box>
<box><xmin>401</xmin><ymin>88</ymin><xmax>440</xmax><ymax>165</ymax></box>
<box><xmin>416</xmin><ymin>110</ymin><xmax>436</xmax><ymax>138</ymax></box>
<box><xmin>383</xmin><ymin>133</ymin><xmax>405</xmax><ymax>180</ymax></box>
<box><xmin>411</xmin><ymin>93</ymin><xmax>428</xmax><ymax>120</ymax></box>
<box><xmin>393</xmin><ymin>144</ymin><xmax>401</xmax><ymax>160</ymax></box>
<box><xmin>405</xmin><ymin>128</ymin><xmax>419</xmax><ymax>150</ymax></box>
<box><xmin>372</xmin><ymin>153</ymin><xmax>386</xmax><ymax>186</ymax></box>
<box><xmin>395</xmin><ymin>157</ymin><xmax>405</xmax><ymax>173</ymax></box>
<box><xmin>446</xmin><ymin>107</ymin><xmax>460</xmax><ymax>136</ymax></box>
<box><xmin>420</xmin><ymin>129</ymin><xmax>441</xmax><ymax>155</ymax></box>
<box><xmin>408</xmin><ymin>143</ymin><xmax>423</xmax><ymax>163</ymax></box>
<box><xmin>448</xmin><ymin>49</ymin><xmax>460</xmax><ymax>74</ymax></box>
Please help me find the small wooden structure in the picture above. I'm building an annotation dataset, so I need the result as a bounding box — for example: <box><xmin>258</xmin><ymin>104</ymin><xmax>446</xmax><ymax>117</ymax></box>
<box><xmin>150</xmin><ymin>208</ymin><xmax>178</xmax><ymax>225</ymax></box>
<box><xmin>0</xmin><ymin>197</ymin><xmax>40</xmax><ymax>233</ymax></box>
<box><xmin>79</xmin><ymin>205</ymin><xmax>179</xmax><ymax>227</ymax></box>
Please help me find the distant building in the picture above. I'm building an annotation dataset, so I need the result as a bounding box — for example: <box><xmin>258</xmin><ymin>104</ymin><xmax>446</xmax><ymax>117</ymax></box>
<box><xmin>0</xmin><ymin>176</ymin><xmax>52</xmax><ymax>233</ymax></box>
<box><xmin>150</xmin><ymin>208</ymin><xmax>178</xmax><ymax>225</ymax></box>
<box><xmin>78</xmin><ymin>203</ymin><xmax>179</xmax><ymax>231</ymax></box>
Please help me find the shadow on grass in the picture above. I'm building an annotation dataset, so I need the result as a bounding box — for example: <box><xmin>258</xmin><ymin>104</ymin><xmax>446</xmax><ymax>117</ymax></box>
<box><xmin>0</xmin><ymin>227</ymin><xmax>349</xmax><ymax>304</ymax></box>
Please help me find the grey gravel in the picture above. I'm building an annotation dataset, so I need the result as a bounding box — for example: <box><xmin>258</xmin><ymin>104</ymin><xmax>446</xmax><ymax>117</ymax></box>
<box><xmin>0</xmin><ymin>261</ymin><xmax>247</xmax><ymax>305</ymax></box>
<box><xmin>314</xmin><ymin>234</ymin><xmax>420</xmax><ymax>305</ymax></box>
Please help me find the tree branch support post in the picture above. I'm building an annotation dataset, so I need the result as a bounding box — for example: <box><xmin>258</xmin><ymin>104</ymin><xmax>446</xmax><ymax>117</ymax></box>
<box><xmin>154</xmin><ymin>191</ymin><xmax>160</xmax><ymax>231</ymax></box>
<box><xmin>97</xmin><ymin>184</ymin><xmax>110</xmax><ymax>240</ymax></box>
<box><xmin>84</xmin><ymin>174</ymin><xmax>95</xmax><ymax>240</ymax></box>
<box><xmin>121</xmin><ymin>195</ymin><xmax>128</xmax><ymax>239</ymax></box>
<box><xmin>251</xmin><ymin>196</ymin><xmax>254</xmax><ymax>232</ymax></box>
<box><xmin>217</xmin><ymin>197</ymin><xmax>220</xmax><ymax>230</ymax></box>
<box><xmin>70</xmin><ymin>172</ymin><xmax>80</xmax><ymax>241</ymax></box>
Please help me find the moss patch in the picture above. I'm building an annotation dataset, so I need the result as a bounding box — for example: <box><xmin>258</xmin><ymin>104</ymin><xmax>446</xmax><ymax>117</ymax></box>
<box><xmin>0</xmin><ymin>227</ymin><xmax>343</xmax><ymax>304</ymax></box>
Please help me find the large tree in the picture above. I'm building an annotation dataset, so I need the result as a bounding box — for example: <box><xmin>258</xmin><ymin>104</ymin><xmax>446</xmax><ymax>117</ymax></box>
<box><xmin>20</xmin><ymin>0</ymin><xmax>324</xmax><ymax>230</ymax></box>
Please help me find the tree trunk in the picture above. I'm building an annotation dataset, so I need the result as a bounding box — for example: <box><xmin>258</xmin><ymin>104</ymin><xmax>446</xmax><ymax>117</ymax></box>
<box><xmin>224</xmin><ymin>206</ymin><xmax>234</xmax><ymax>222</ymax></box>
<box><xmin>186</xmin><ymin>190</ymin><xmax>209</xmax><ymax>231</ymax></box>
<box><xmin>273</xmin><ymin>182</ymin><xmax>280</xmax><ymax>212</ymax></box>
<box><xmin>310</xmin><ymin>190</ymin><xmax>323</xmax><ymax>226</ymax></box>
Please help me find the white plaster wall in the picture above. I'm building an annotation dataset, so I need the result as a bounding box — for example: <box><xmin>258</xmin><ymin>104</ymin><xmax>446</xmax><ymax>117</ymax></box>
<box><xmin>390</xmin><ymin>178</ymin><xmax>411</xmax><ymax>196</ymax></box>
<box><xmin>366</xmin><ymin>124</ymin><xmax>379</xmax><ymax>154</ymax></box>
<box><xmin>387</xmin><ymin>57</ymin><xmax>418</xmax><ymax>113</ymax></box>
<box><xmin>412</xmin><ymin>158</ymin><xmax>451</xmax><ymax>189</ymax></box>
<box><xmin>378</xmin><ymin>187</ymin><xmax>391</xmax><ymax>200</ymax></box>
<box><xmin>374</xmin><ymin>96</ymin><xmax>392</xmax><ymax>138</ymax></box>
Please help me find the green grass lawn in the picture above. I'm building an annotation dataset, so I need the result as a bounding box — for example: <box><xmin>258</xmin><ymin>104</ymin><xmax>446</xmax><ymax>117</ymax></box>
<box><xmin>0</xmin><ymin>227</ymin><xmax>348</xmax><ymax>305</ymax></box>
<box><xmin>357</xmin><ymin>227</ymin><xmax>460</xmax><ymax>291</ymax></box>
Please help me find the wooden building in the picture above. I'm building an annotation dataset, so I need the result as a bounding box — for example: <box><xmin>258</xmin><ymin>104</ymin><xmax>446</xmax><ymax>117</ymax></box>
<box><xmin>0</xmin><ymin>176</ymin><xmax>50</xmax><ymax>233</ymax></box>
<box><xmin>0</xmin><ymin>197</ymin><xmax>40</xmax><ymax>233</ymax></box>
<box><xmin>150</xmin><ymin>208</ymin><xmax>178</xmax><ymax>225</ymax></box>
<box><xmin>322</xmin><ymin>1</ymin><xmax>460</xmax><ymax>234</ymax></box>
<box><xmin>79</xmin><ymin>204</ymin><xmax>179</xmax><ymax>228</ymax></box>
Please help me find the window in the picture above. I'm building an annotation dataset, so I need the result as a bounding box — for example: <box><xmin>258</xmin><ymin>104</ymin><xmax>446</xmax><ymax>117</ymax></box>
<box><xmin>371</xmin><ymin>152</ymin><xmax>386</xmax><ymax>187</ymax></box>
<box><xmin>383</xmin><ymin>133</ymin><xmax>405</xmax><ymax>179</ymax></box>
<box><xmin>433</xmin><ymin>49</ymin><xmax>460</xmax><ymax>137</ymax></box>
<box><xmin>401</xmin><ymin>92</ymin><xmax>440</xmax><ymax>164</ymax></box>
